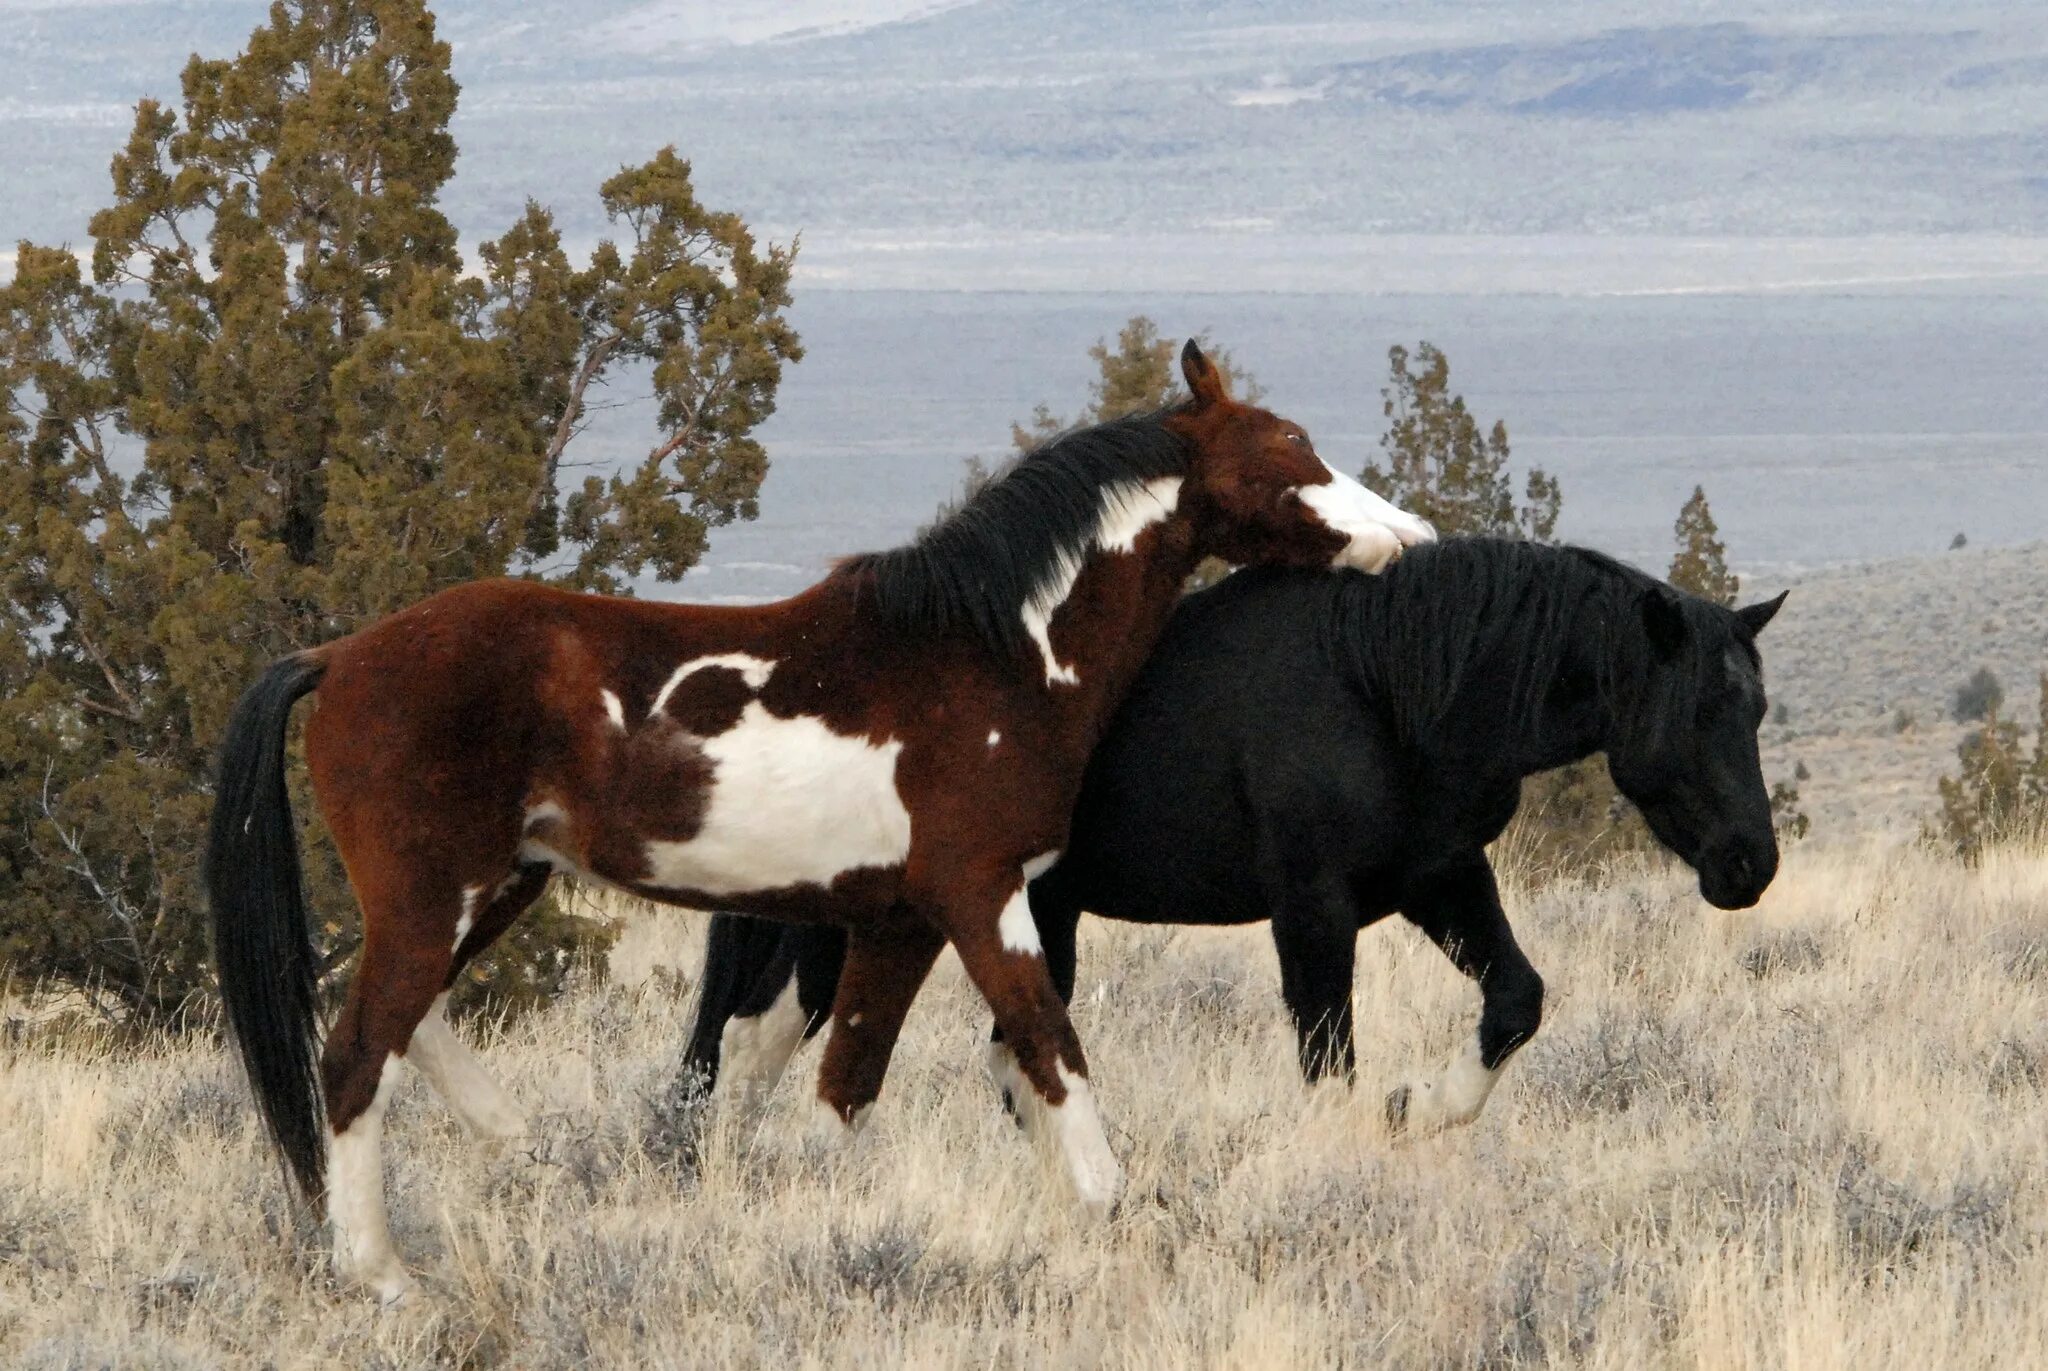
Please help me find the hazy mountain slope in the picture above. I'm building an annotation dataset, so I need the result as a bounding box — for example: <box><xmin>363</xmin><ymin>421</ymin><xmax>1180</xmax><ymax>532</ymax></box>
<box><xmin>4</xmin><ymin>0</ymin><xmax>2047</xmax><ymax>270</ymax></box>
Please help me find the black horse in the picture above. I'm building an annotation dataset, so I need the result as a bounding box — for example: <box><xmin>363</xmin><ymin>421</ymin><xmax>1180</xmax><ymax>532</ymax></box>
<box><xmin>684</xmin><ymin>538</ymin><xmax>1786</xmax><ymax>1132</ymax></box>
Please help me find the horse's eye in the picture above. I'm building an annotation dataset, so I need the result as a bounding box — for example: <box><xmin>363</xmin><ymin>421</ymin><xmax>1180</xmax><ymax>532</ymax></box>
<box><xmin>1286</xmin><ymin>432</ymin><xmax>1308</xmax><ymax>446</ymax></box>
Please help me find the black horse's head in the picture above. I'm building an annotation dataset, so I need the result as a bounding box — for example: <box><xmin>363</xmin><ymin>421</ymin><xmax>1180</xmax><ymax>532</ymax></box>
<box><xmin>1605</xmin><ymin>585</ymin><xmax>1788</xmax><ymax>910</ymax></box>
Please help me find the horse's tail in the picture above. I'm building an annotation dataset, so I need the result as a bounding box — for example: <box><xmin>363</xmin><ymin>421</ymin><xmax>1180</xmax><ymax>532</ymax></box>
<box><xmin>683</xmin><ymin>912</ymin><xmax>804</xmax><ymax>1091</ymax></box>
<box><xmin>205</xmin><ymin>651</ymin><xmax>329</xmax><ymax>1206</ymax></box>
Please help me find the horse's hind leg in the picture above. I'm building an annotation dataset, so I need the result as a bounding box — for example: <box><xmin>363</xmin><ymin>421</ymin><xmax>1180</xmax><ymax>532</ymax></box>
<box><xmin>717</xmin><ymin>924</ymin><xmax>844</xmax><ymax>1122</ymax></box>
<box><xmin>321</xmin><ymin>878</ymin><xmax>464</xmax><ymax>1304</ymax></box>
<box><xmin>1385</xmin><ymin>861</ymin><xmax>1543</xmax><ymax>1134</ymax></box>
<box><xmin>405</xmin><ymin>865</ymin><xmax>550</xmax><ymax>1141</ymax></box>
<box><xmin>1270</xmin><ymin>880</ymin><xmax>1361</xmax><ymax>1085</ymax></box>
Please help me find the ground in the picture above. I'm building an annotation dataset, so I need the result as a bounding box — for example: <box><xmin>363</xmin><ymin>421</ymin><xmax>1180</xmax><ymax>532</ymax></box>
<box><xmin>4</xmin><ymin>837</ymin><xmax>2045</xmax><ymax>1369</ymax></box>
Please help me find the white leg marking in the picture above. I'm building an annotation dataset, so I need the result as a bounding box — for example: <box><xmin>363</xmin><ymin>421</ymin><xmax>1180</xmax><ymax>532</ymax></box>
<box><xmin>650</xmin><ymin>652</ymin><xmax>778</xmax><ymax>715</ymax></box>
<box><xmin>985</xmin><ymin>1038</ymin><xmax>1029</xmax><ymax>1112</ymax></box>
<box><xmin>328</xmin><ymin>1054</ymin><xmax>413</xmax><ymax>1305</ymax></box>
<box><xmin>640</xmin><ymin>703</ymin><xmax>910</xmax><ymax>896</ymax></box>
<box><xmin>1010</xmin><ymin>1060</ymin><xmax>1123</xmax><ymax>1219</ymax></box>
<box><xmin>1020</xmin><ymin>476</ymin><xmax>1183</xmax><ymax>687</ymax></box>
<box><xmin>1300</xmin><ymin>460</ymin><xmax>1436</xmax><ymax>572</ymax></box>
<box><xmin>408</xmin><ymin>992</ymin><xmax>528</xmax><ymax>1140</ymax></box>
<box><xmin>452</xmin><ymin>885</ymin><xmax>482</xmax><ymax>955</ymax></box>
<box><xmin>715</xmin><ymin>978</ymin><xmax>807</xmax><ymax>1120</ymax></box>
<box><xmin>807</xmin><ymin>1094</ymin><xmax>872</xmax><ymax>1148</ymax></box>
<box><xmin>1392</xmin><ymin>1032</ymin><xmax>1500</xmax><ymax>1134</ymax></box>
<box><xmin>997</xmin><ymin>885</ymin><xmax>1041</xmax><ymax>956</ymax></box>
<box><xmin>600</xmin><ymin>688</ymin><xmax>626</xmax><ymax>730</ymax></box>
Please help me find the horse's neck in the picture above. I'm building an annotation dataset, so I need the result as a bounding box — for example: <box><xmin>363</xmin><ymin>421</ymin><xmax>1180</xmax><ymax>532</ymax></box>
<box><xmin>1031</xmin><ymin>517</ymin><xmax>1203</xmax><ymax>731</ymax></box>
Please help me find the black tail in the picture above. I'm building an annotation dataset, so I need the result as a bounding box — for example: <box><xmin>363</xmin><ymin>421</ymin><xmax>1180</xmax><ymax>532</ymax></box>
<box><xmin>206</xmin><ymin>652</ymin><xmax>328</xmax><ymax>1206</ymax></box>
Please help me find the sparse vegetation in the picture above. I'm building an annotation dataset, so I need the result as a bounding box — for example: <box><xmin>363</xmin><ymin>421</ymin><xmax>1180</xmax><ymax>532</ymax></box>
<box><xmin>4</xmin><ymin>841</ymin><xmax>2044</xmax><ymax>1366</ymax></box>
<box><xmin>1954</xmin><ymin>666</ymin><xmax>2006</xmax><ymax>723</ymax></box>
<box><xmin>1929</xmin><ymin>673</ymin><xmax>2048</xmax><ymax>861</ymax></box>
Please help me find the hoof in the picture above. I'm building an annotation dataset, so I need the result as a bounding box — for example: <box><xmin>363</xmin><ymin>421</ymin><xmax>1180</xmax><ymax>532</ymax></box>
<box><xmin>1384</xmin><ymin>1083</ymin><xmax>1412</xmax><ymax>1133</ymax></box>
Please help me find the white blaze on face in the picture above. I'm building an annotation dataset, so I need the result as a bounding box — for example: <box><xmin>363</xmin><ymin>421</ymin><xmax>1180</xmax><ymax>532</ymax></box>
<box><xmin>641</xmin><ymin>701</ymin><xmax>910</xmax><ymax>896</ymax></box>
<box><xmin>1299</xmin><ymin>461</ymin><xmax>1436</xmax><ymax>572</ymax></box>
<box><xmin>327</xmin><ymin>1054</ymin><xmax>411</xmax><ymax>1304</ymax></box>
<box><xmin>1021</xmin><ymin>477</ymin><xmax>1184</xmax><ymax>687</ymax></box>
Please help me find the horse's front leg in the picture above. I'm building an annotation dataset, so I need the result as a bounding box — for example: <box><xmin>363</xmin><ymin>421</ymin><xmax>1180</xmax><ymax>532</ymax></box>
<box><xmin>1385</xmin><ymin>860</ymin><xmax>1544</xmax><ymax>1134</ymax></box>
<box><xmin>810</xmin><ymin>918</ymin><xmax>945</xmax><ymax>1137</ymax></box>
<box><xmin>936</xmin><ymin>862</ymin><xmax>1123</xmax><ymax>1219</ymax></box>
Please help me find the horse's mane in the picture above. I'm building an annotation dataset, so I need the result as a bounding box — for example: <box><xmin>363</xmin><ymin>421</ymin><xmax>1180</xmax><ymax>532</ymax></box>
<box><xmin>1331</xmin><ymin>537</ymin><xmax>1735</xmax><ymax>752</ymax></box>
<box><xmin>836</xmin><ymin>409</ymin><xmax>1193</xmax><ymax>660</ymax></box>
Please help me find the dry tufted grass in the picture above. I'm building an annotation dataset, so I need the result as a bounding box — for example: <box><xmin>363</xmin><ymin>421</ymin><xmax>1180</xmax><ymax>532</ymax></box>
<box><xmin>4</xmin><ymin>839</ymin><xmax>2047</xmax><ymax>1369</ymax></box>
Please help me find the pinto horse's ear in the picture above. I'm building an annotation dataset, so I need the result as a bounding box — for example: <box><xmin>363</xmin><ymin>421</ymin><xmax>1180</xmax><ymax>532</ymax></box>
<box><xmin>1736</xmin><ymin>590</ymin><xmax>1788</xmax><ymax>635</ymax></box>
<box><xmin>1181</xmin><ymin>339</ymin><xmax>1229</xmax><ymax>409</ymax></box>
<box><xmin>1642</xmin><ymin>586</ymin><xmax>1688</xmax><ymax>662</ymax></box>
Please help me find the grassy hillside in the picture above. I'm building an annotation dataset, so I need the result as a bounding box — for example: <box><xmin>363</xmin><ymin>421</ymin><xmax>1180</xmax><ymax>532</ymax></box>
<box><xmin>5</xmin><ymin>840</ymin><xmax>2044</xmax><ymax>1368</ymax></box>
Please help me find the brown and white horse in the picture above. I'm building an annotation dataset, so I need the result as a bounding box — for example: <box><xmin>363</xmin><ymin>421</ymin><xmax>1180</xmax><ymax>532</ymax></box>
<box><xmin>206</xmin><ymin>343</ymin><xmax>1433</xmax><ymax>1302</ymax></box>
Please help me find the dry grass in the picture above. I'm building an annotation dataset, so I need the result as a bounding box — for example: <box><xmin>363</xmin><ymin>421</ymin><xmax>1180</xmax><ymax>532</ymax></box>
<box><xmin>5</xmin><ymin>840</ymin><xmax>2048</xmax><ymax>1369</ymax></box>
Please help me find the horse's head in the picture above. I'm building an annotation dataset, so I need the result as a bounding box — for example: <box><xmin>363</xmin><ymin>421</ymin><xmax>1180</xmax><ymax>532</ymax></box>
<box><xmin>1164</xmin><ymin>341</ymin><xmax>1433</xmax><ymax>572</ymax></box>
<box><xmin>1607</xmin><ymin>587</ymin><xmax>1789</xmax><ymax>910</ymax></box>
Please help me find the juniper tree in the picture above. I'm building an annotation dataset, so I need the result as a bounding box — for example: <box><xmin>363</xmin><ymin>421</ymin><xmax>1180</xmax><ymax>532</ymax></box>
<box><xmin>1669</xmin><ymin>485</ymin><xmax>1739</xmax><ymax>607</ymax></box>
<box><xmin>1361</xmin><ymin>342</ymin><xmax>1560</xmax><ymax>541</ymax></box>
<box><xmin>1010</xmin><ymin>315</ymin><xmax>1262</xmax><ymax>455</ymax></box>
<box><xmin>0</xmin><ymin>0</ymin><xmax>799</xmax><ymax>1024</ymax></box>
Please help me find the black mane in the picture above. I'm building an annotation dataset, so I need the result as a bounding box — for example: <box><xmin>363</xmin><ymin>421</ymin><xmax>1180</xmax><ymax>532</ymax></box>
<box><xmin>837</xmin><ymin>410</ymin><xmax>1192</xmax><ymax>659</ymax></box>
<box><xmin>1333</xmin><ymin>537</ymin><xmax>1736</xmax><ymax>753</ymax></box>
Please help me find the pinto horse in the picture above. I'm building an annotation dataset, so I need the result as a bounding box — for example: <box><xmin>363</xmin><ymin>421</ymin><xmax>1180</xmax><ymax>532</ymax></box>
<box><xmin>685</xmin><ymin>539</ymin><xmax>1786</xmax><ymax>1136</ymax></box>
<box><xmin>204</xmin><ymin>343</ymin><xmax>1433</xmax><ymax>1302</ymax></box>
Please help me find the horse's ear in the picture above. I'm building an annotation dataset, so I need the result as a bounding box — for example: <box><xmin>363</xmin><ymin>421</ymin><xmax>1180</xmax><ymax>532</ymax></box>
<box><xmin>1736</xmin><ymin>590</ymin><xmax>1788</xmax><ymax>635</ymax></box>
<box><xmin>1181</xmin><ymin>339</ymin><xmax>1229</xmax><ymax>409</ymax></box>
<box><xmin>1642</xmin><ymin>586</ymin><xmax>1688</xmax><ymax>662</ymax></box>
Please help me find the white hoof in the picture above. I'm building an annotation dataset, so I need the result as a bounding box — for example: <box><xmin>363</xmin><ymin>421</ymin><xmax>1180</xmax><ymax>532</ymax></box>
<box><xmin>1385</xmin><ymin>1034</ymin><xmax>1497</xmax><ymax>1135</ymax></box>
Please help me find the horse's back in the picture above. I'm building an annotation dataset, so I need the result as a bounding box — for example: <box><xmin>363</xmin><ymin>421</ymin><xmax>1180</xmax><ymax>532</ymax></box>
<box><xmin>1056</xmin><ymin>569</ymin><xmax>1395</xmax><ymax>924</ymax></box>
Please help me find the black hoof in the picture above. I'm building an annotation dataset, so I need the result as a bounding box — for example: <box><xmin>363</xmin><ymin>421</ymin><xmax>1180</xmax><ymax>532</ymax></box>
<box><xmin>1384</xmin><ymin>1084</ymin><xmax>1411</xmax><ymax>1132</ymax></box>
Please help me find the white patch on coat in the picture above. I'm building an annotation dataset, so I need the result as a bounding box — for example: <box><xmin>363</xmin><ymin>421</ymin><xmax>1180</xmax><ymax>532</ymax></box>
<box><xmin>1393</xmin><ymin>1033</ymin><xmax>1500</xmax><ymax>1134</ymax></box>
<box><xmin>452</xmin><ymin>885</ymin><xmax>483</xmax><ymax>955</ymax></box>
<box><xmin>1009</xmin><ymin>1060</ymin><xmax>1123</xmax><ymax>1219</ymax></box>
<box><xmin>651</xmin><ymin>652</ymin><xmax>778</xmax><ymax>715</ymax></box>
<box><xmin>407</xmin><ymin>992</ymin><xmax>527</xmax><ymax>1139</ymax></box>
<box><xmin>717</xmin><ymin>978</ymin><xmax>807</xmax><ymax>1119</ymax></box>
<box><xmin>1021</xmin><ymin>850</ymin><xmax>1061</xmax><ymax>881</ymax></box>
<box><xmin>987</xmin><ymin>730</ymin><xmax>1001</xmax><ymax>748</ymax></box>
<box><xmin>997</xmin><ymin>885</ymin><xmax>1041</xmax><ymax>956</ymax></box>
<box><xmin>600</xmin><ymin>688</ymin><xmax>626</xmax><ymax>731</ymax></box>
<box><xmin>1021</xmin><ymin>476</ymin><xmax>1183</xmax><ymax>687</ymax></box>
<box><xmin>641</xmin><ymin>702</ymin><xmax>910</xmax><ymax>897</ymax></box>
<box><xmin>327</xmin><ymin>1054</ymin><xmax>411</xmax><ymax>1305</ymax></box>
<box><xmin>1299</xmin><ymin>461</ymin><xmax>1436</xmax><ymax>572</ymax></box>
